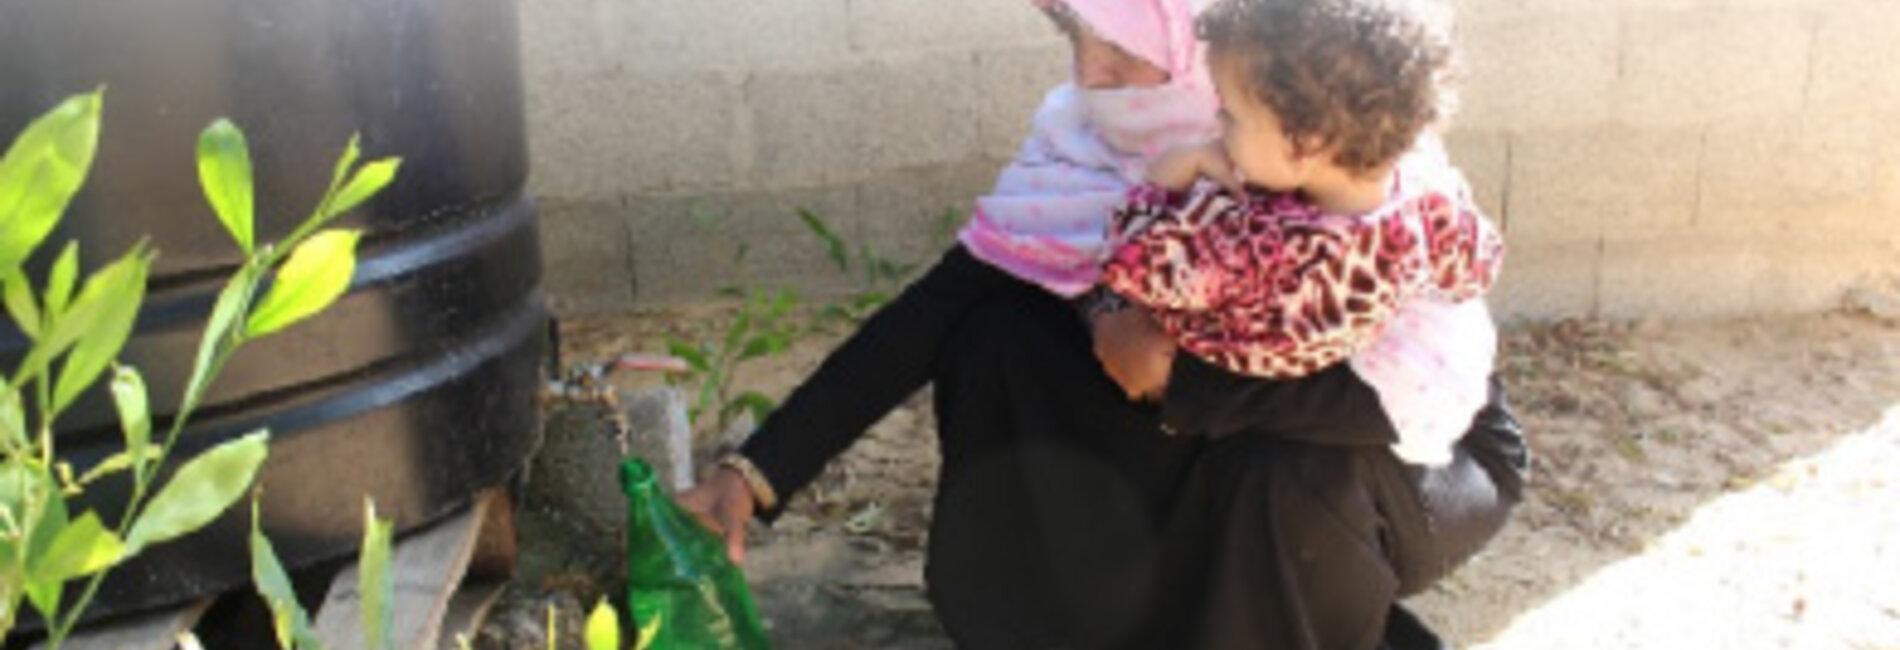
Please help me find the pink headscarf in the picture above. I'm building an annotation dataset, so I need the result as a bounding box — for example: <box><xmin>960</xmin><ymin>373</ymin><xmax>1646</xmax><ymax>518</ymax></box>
<box><xmin>958</xmin><ymin>0</ymin><xmax>1222</xmax><ymax>297</ymax></box>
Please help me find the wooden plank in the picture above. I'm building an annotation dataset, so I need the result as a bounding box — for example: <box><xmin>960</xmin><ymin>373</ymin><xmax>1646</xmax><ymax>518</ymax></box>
<box><xmin>433</xmin><ymin>579</ymin><xmax>506</xmax><ymax>650</ymax></box>
<box><xmin>314</xmin><ymin>494</ymin><xmax>491</xmax><ymax>650</ymax></box>
<box><xmin>33</xmin><ymin>596</ymin><xmax>216</xmax><ymax>650</ymax></box>
<box><xmin>465</xmin><ymin>489</ymin><xmax>516</xmax><ymax>581</ymax></box>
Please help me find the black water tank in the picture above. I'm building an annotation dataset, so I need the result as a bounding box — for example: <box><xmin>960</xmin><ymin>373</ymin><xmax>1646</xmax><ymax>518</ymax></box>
<box><xmin>0</xmin><ymin>0</ymin><xmax>544</xmax><ymax>619</ymax></box>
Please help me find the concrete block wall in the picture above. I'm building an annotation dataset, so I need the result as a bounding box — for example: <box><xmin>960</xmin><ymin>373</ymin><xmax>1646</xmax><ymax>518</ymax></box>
<box><xmin>521</xmin><ymin>0</ymin><xmax>1900</xmax><ymax>320</ymax></box>
<box><xmin>1450</xmin><ymin>0</ymin><xmax>1900</xmax><ymax>319</ymax></box>
<box><xmin>519</xmin><ymin>0</ymin><xmax>1066</xmax><ymax>312</ymax></box>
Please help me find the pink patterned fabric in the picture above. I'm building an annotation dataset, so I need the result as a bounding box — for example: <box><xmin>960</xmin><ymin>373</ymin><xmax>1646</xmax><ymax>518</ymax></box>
<box><xmin>1105</xmin><ymin>138</ymin><xmax>1503</xmax><ymax>464</ymax></box>
<box><xmin>959</xmin><ymin>0</ymin><xmax>1221</xmax><ymax>296</ymax></box>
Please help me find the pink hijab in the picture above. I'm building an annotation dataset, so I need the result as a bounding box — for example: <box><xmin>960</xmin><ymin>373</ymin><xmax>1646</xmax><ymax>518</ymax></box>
<box><xmin>958</xmin><ymin>0</ymin><xmax>1222</xmax><ymax>297</ymax></box>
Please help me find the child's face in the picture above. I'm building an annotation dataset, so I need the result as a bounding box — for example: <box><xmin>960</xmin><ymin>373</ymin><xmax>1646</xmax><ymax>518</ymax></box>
<box><xmin>1210</xmin><ymin>52</ymin><xmax>1312</xmax><ymax>192</ymax></box>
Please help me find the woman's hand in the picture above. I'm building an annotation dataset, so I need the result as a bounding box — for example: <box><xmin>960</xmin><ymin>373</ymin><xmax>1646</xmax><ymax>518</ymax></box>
<box><xmin>675</xmin><ymin>466</ymin><xmax>758</xmax><ymax>565</ymax></box>
<box><xmin>1091</xmin><ymin>305</ymin><xmax>1177</xmax><ymax>401</ymax></box>
<box><xmin>1145</xmin><ymin>142</ymin><xmax>1244</xmax><ymax>195</ymax></box>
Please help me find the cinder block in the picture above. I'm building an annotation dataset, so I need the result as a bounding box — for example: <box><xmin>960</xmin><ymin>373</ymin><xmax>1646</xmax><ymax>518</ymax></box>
<box><xmin>1489</xmin><ymin>238</ymin><xmax>1599</xmax><ymax>321</ymax></box>
<box><xmin>847</xmin><ymin>0</ymin><xmax>1058</xmax><ymax>54</ymax></box>
<box><xmin>516</xmin><ymin>0</ymin><xmax>614</xmax><ymax>80</ymax></box>
<box><xmin>539</xmin><ymin>201</ymin><xmax>636</xmax><ymax>315</ymax></box>
<box><xmin>1615</xmin><ymin>8</ymin><xmax>1812</xmax><ymax>126</ymax></box>
<box><xmin>1596</xmin><ymin>229</ymin><xmax>1764</xmax><ymax>319</ymax></box>
<box><xmin>1479</xmin><ymin>0</ymin><xmax>1783</xmax><ymax>14</ymax></box>
<box><xmin>1441</xmin><ymin>129</ymin><xmax>1510</xmax><ymax>231</ymax></box>
<box><xmin>1699</xmin><ymin>113</ymin><xmax>1884</xmax><ymax>218</ymax></box>
<box><xmin>1731</xmin><ymin>217</ymin><xmax>1900</xmax><ymax>314</ymax></box>
<box><xmin>623</xmin><ymin>187</ymin><xmax>860</xmax><ymax>304</ymax></box>
<box><xmin>526</xmin><ymin>71</ymin><xmax>741</xmax><ymax>198</ymax></box>
<box><xmin>1810</xmin><ymin>4</ymin><xmax>1900</xmax><ymax>118</ymax></box>
<box><xmin>1873</xmin><ymin>136</ymin><xmax>1900</xmax><ymax>212</ymax></box>
<box><xmin>976</xmin><ymin>44</ymin><xmax>1070</xmax><ymax>161</ymax></box>
<box><xmin>1456</xmin><ymin>11</ymin><xmax>1619</xmax><ymax>131</ymax></box>
<box><xmin>1505</xmin><ymin>126</ymin><xmax>1703</xmax><ymax>242</ymax></box>
<box><xmin>748</xmin><ymin>53</ymin><xmax>980</xmax><ymax>188</ymax></box>
<box><xmin>850</xmin><ymin>162</ymin><xmax>1000</xmax><ymax>265</ymax></box>
<box><xmin>596</xmin><ymin>0</ymin><xmax>853</xmax><ymax>71</ymax></box>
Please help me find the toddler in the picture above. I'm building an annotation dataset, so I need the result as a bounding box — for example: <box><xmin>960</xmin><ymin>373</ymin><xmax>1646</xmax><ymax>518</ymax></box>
<box><xmin>1099</xmin><ymin>0</ymin><xmax>1503</xmax><ymax>465</ymax></box>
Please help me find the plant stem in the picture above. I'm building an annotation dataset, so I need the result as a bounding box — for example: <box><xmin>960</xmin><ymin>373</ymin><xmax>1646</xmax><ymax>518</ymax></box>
<box><xmin>34</xmin><ymin>375</ymin><xmax>51</xmax><ymax>469</ymax></box>
<box><xmin>49</xmin><ymin>340</ymin><xmax>239</xmax><ymax>645</ymax></box>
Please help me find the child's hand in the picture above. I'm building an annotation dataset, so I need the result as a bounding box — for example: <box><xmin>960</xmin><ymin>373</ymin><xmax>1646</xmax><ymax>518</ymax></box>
<box><xmin>1091</xmin><ymin>305</ymin><xmax>1177</xmax><ymax>402</ymax></box>
<box><xmin>1145</xmin><ymin>142</ymin><xmax>1244</xmax><ymax>196</ymax></box>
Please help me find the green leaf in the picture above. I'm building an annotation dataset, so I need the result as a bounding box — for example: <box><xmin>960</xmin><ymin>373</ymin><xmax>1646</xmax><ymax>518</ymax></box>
<box><xmin>814</xmin><ymin>304</ymin><xmax>851</xmax><ymax>325</ymax></box>
<box><xmin>25</xmin><ymin>568</ymin><xmax>62</xmax><ymax>623</ymax></box>
<box><xmin>23</xmin><ymin>487</ymin><xmax>69</xmax><ymax>620</ymax></box>
<box><xmin>359</xmin><ymin>498</ymin><xmax>394</xmax><ymax>650</ymax></box>
<box><xmin>2</xmin><ymin>270</ymin><xmax>39</xmax><ymax>341</ymax></box>
<box><xmin>245</xmin><ymin>229</ymin><xmax>361</xmax><ymax>338</ymax></box>
<box><xmin>321</xmin><ymin>158</ymin><xmax>399</xmax><ymax>223</ymax></box>
<box><xmin>766</xmin><ymin>288</ymin><xmax>797</xmax><ymax>320</ymax></box>
<box><xmin>75</xmin><ymin>448</ymin><xmax>157</xmax><ymax>486</ymax></box>
<box><xmin>731</xmin><ymin>391</ymin><xmax>777</xmax><ymax>426</ymax></box>
<box><xmin>196</xmin><ymin>119</ymin><xmax>256</xmax><ymax>254</ymax></box>
<box><xmin>796</xmin><ymin>207</ymin><xmax>849</xmax><ymax>274</ymax></box>
<box><xmin>13</xmin><ymin>242</ymin><xmax>148</xmax><ymax>391</ymax></box>
<box><xmin>665</xmin><ymin>339</ymin><xmax>711</xmax><ymax>373</ymax></box>
<box><xmin>0</xmin><ymin>90</ymin><xmax>102</xmax><ymax>273</ymax></box>
<box><xmin>329</xmin><ymin>134</ymin><xmax>363</xmax><ymax>195</ymax></box>
<box><xmin>584</xmin><ymin>598</ymin><xmax>621</xmax><ymax>650</ymax></box>
<box><xmin>126</xmin><ymin>431</ymin><xmax>269</xmax><ymax>553</ymax></box>
<box><xmin>635</xmin><ymin>612</ymin><xmax>662</xmax><ymax>650</ymax></box>
<box><xmin>722</xmin><ymin>306</ymin><xmax>753</xmax><ymax>357</ymax></box>
<box><xmin>851</xmin><ymin>292</ymin><xmax>891</xmax><ymax>312</ymax></box>
<box><xmin>184</xmin><ymin>263</ymin><xmax>261</xmax><ymax>413</ymax></box>
<box><xmin>51</xmin><ymin>244</ymin><xmax>151</xmax><ymax>415</ymax></box>
<box><xmin>0</xmin><ymin>384</ymin><xmax>26</xmax><ymax>453</ymax></box>
<box><xmin>30</xmin><ymin>511</ymin><xmax>125</xmax><ymax>584</ymax></box>
<box><xmin>251</xmin><ymin>496</ymin><xmax>325</xmax><ymax>650</ymax></box>
<box><xmin>692</xmin><ymin>374</ymin><xmax>719</xmax><ymax>425</ymax></box>
<box><xmin>737</xmin><ymin>335</ymin><xmax>778</xmax><ymax>362</ymax></box>
<box><xmin>282</xmin><ymin>134</ymin><xmax>362</xmax><ymax>249</ymax></box>
<box><xmin>108</xmin><ymin>365</ymin><xmax>152</xmax><ymax>482</ymax></box>
<box><xmin>46</xmin><ymin>240</ymin><xmax>79</xmax><ymax>317</ymax></box>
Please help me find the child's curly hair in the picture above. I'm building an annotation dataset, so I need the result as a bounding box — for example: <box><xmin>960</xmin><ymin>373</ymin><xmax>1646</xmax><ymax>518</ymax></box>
<box><xmin>1198</xmin><ymin>0</ymin><xmax>1458</xmax><ymax>177</ymax></box>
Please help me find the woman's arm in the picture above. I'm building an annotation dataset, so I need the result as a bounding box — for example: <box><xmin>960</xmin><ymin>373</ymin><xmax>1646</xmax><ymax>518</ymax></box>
<box><xmin>1088</xmin><ymin>304</ymin><xmax>1398</xmax><ymax>445</ymax></box>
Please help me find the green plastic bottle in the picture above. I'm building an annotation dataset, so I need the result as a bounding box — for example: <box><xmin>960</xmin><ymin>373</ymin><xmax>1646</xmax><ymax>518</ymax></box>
<box><xmin>621</xmin><ymin>458</ymin><xmax>772</xmax><ymax>650</ymax></box>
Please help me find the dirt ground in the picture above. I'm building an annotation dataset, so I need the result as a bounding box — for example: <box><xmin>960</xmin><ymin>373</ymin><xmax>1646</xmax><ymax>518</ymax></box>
<box><xmin>506</xmin><ymin>305</ymin><xmax>1900</xmax><ymax>649</ymax></box>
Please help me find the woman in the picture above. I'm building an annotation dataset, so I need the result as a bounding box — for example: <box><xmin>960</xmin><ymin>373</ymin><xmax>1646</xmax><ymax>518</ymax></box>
<box><xmin>679</xmin><ymin>1</ymin><xmax>1528</xmax><ymax>647</ymax></box>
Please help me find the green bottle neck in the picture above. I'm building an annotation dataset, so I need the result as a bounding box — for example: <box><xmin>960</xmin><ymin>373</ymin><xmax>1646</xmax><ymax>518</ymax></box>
<box><xmin>622</xmin><ymin>458</ymin><xmax>717</xmax><ymax>566</ymax></box>
<box><xmin>623</xmin><ymin>459</ymin><xmax>674</xmax><ymax>541</ymax></box>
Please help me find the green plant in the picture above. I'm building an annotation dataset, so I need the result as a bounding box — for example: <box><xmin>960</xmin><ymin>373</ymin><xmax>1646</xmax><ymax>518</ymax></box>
<box><xmin>252</xmin><ymin>499</ymin><xmax>657</xmax><ymax>650</ymax></box>
<box><xmin>660</xmin><ymin>206</ymin><xmax>938</xmax><ymax>436</ymax></box>
<box><xmin>582</xmin><ymin>596</ymin><xmax>660</xmax><ymax>650</ymax></box>
<box><xmin>0</xmin><ymin>90</ymin><xmax>390</xmax><ymax>646</ymax></box>
<box><xmin>247</xmin><ymin>495</ymin><xmax>390</xmax><ymax>650</ymax></box>
<box><xmin>796</xmin><ymin>207</ymin><xmax>917</xmax><ymax>327</ymax></box>
<box><xmin>665</xmin><ymin>286</ymin><xmax>801</xmax><ymax>435</ymax></box>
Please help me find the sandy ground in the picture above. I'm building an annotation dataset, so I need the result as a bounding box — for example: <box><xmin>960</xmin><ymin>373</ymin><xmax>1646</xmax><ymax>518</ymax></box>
<box><xmin>516</xmin><ymin>307</ymin><xmax>1900</xmax><ymax>649</ymax></box>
